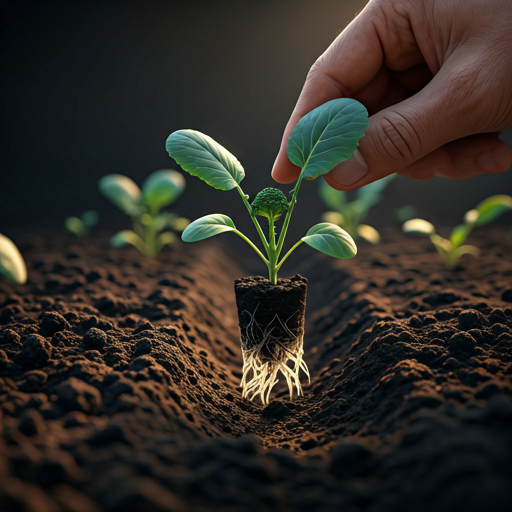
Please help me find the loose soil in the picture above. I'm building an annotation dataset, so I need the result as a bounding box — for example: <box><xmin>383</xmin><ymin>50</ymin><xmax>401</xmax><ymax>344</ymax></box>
<box><xmin>1</xmin><ymin>229</ymin><xmax>512</xmax><ymax>512</ymax></box>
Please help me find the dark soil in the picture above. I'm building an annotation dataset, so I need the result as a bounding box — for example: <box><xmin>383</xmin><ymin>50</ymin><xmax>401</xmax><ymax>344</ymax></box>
<box><xmin>1</xmin><ymin>230</ymin><xmax>512</xmax><ymax>512</ymax></box>
<box><xmin>234</xmin><ymin>275</ymin><xmax>307</xmax><ymax>352</ymax></box>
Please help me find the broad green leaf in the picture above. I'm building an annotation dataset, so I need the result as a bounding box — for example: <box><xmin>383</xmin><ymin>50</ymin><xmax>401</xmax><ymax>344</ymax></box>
<box><xmin>474</xmin><ymin>194</ymin><xmax>512</xmax><ymax>225</ymax></box>
<box><xmin>402</xmin><ymin>219</ymin><xmax>436</xmax><ymax>236</ymax></box>
<box><xmin>142</xmin><ymin>169</ymin><xmax>185</xmax><ymax>209</ymax></box>
<box><xmin>450</xmin><ymin>224</ymin><xmax>470</xmax><ymax>249</ymax></box>
<box><xmin>182</xmin><ymin>214</ymin><xmax>236</xmax><ymax>242</ymax></box>
<box><xmin>99</xmin><ymin>174</ymin><xmax>141</xmax><ymax>215</ymax></box>
<box><xmin>166</xmin><ymin>130</ymin><xmax>244</xmax><ymax>190</ymax></box>
<box><xmin>0</xmin><ymin>233</ymin><xmax>27</xmax><ymax>284</ymax></box>
<box><xmin>65</xmin><ymin>217</ymin><xmax>88</xmax><ymax>237</ymax></box>
<box><xmin>321</xmin><ymin>211</ymin><xmax>345</xmax><ymax>227</ymax></box>
<box><xmin>81</xmin><ymin>210</ymin><xmax>99</xmax><ymax>228</ymax></box>
<box><xmin>357</xmin><ymin>174</ymin><xmax>396</xmax><ymax>210</ymax></box>
<box><xmin>287</xmin><ymin>98</ymin><xmax>369</xmax><ymax>179</ymax></box>
<box><xmin>357</xmin><ymin>224</ymin><xmax>380</xmax><ymax>244</ymax></box>
<box><xmin>302</xmin><ymin>223</ymin><xmax>357</xmax><ymax>259</ymax></box>
<box><xmin>110</xmin><ymin>230</ymin><xmax>146</xmax><ymax>254</ymax></box>
<box><xmin>318</xmin><ymin>179</ymin><xmax>346</xmax><ymax>210</ymax></box>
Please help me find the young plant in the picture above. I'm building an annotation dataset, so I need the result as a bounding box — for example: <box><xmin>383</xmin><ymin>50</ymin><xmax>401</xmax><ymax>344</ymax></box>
<box><xmin>319</xmin><ymin>173</ymin><xmax>395</xmax><ymax>244</ymax></box>
<box><xmin>64</xmin><ymin>210</ymin><xmax>99</xmax><ymax>238</ymax></box>
<box><xmin>403</xmin><ymin>194</ymin><xmax>512</xmax><ymax>269</ymax></box>
<box><xmin>0</xmin><ymin>233</ymin><xmax>27</xmax><ymax>284</ymax></box>
<box><xmin>166</xmin><ymin>98</ymin><xmax>369</xmax><ymax>403</ymax></box>
<box><xmin>99</xmin><ymin>170</ymin><xmax>189</xmax><ymax>258</ymax></box>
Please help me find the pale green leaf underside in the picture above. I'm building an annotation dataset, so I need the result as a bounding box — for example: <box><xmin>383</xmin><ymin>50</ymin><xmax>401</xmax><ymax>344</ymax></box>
<box><xmin>0</xmin><ymin>233</ymin><xmax>27</xmax><ymax>284</ymax></box>
<box><xmin>182</xmin><ymin>214</ymin><xmax>236</xmax><ymax>242</ymax></box>
<box><xmin>166</xmin><ymin>130</ymin><xmax>244</xmax><ymax>190</ymax></box>
<box><xmin>357</xmin><ymin>224</ymin><xmax>380</xmax><ymax>244</ymax></box>
<box><xmin>302</xmin><ymin>223</ymin><xmax>357</xmax><ymax>259</ymax></box>
<box><xmin>98</xmin><ymin>174</ymin><xmax>141</xmax><ymax>215</ymax></box>
<box><xmin>287</xmin><ymin>98</ymin><xmax>369</xmax><ymax>179</ymax></box>
<box><xmin>142</xmin><ymin>169</ymin><xmax>185</xmax><ymax>209</ymax></box>
<box><xmin>403</xmin><ymin>219</ymin><xmax>436</xmax><ymax>236</ymax></box>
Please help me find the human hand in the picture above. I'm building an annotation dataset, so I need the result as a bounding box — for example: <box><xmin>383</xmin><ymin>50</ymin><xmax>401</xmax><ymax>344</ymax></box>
<box><xmin>272</xmin><ymin>0</ymin><xmax>512</xmax><ymax>190</ymax></box>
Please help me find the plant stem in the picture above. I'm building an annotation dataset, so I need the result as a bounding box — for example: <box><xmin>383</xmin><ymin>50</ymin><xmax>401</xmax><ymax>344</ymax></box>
<box><xmin>236</xmin><ymin>186</ymin><xmax>269</xmax><ymax>252</ymax></box>
<box><xmin>268</xmin><ymin>217</ymin><xmax>277</xmax><ymax>284</ymax></box>
<box><xmin>276</xmin><ymin>171</ymin><xmax>304</xmax><ymax>259</ymax></box>
<box><xmin>233</xmin><ymin>229</ymin><xmax>269</xmax><ymax>266</ymax></box>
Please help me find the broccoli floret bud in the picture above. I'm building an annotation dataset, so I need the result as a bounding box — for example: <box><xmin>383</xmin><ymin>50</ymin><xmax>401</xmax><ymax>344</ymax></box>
<box><xmin>251</xmin><ymin>188</ymin><xmax>290</xmax><ymax>221</ymax></box>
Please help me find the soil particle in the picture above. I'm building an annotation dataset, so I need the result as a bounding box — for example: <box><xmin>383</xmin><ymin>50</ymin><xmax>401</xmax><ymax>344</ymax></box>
<box><xmin>82</xmin><ymin>328</ymin><xmax>108</xmax><ymax>351</ymax></box>
<box><xmin>16</xmin><ymin>334</ymin><xmax>52</xmax><ymax>368</ymax></box>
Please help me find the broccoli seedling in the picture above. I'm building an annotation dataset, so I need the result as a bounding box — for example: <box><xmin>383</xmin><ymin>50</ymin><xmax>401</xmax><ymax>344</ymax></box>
<box><xmin>319</xmin><ymin>174</ymin><xmax>396</xmax><ymax>244</ymax></box>
<box><xmin>166</xmin><ymin>98</ymin><xmax>368</xmax><ymax>403</ymax></box>
<box><xmin>403</xmin><ymin>194</ymin><xmax>512</xmax><ymax>269</ymax></box>
<box><xmin>65</xmin><ymin>210</ymin><xmax>99</xmax><ymax>238</ymax></box>
<box><xmin>166</xmin><ymin>98</ymin><xmax>368</xmax><ymax>285</ymax></box>
<box><xmin>99</xmin><ymin>170</ymin><xmax>189</xmax><ymax>258</ymax></box>
<box><xmin>0</xmin><ymin>233</ymin><xmax>27</xmax><ymax>284</ymax></box>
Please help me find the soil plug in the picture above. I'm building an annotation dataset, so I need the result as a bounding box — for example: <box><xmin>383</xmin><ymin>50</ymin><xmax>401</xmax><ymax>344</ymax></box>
<box><xmin>0</xmin><ymin>233</ymin><xmax>27</xmax><ymax>284</ymax></box>
<box><xmin>403</xmin><ymin>194</ymin><xmax>512</xmax><ymax>269</ymax></box>
<box><xmin>99</xmin><ymin>170</ymin><xmax>190</xmax><ymax>258</ymax></box>
<box><xmin>319</xmin><ymin>173</ymin><xmax>396</xmax><ymax>244</ymax></box>
<box><xmin>165</xmin><ymin>98</ymin><xmax>368</xmax><ymax>404</ymax></box>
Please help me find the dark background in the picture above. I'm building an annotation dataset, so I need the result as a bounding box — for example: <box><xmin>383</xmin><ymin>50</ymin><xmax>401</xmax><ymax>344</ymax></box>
<box><xmin>1</xmin><ymin>0</ymin><xmax>511</xmax><ymax>238</ymax></box>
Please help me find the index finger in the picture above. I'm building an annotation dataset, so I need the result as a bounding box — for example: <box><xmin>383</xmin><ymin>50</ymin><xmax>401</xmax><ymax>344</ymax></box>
<box><xmin>271</xmin><ymin>5</ymin><xmax>383</xmax><ymax>184</ymax></box>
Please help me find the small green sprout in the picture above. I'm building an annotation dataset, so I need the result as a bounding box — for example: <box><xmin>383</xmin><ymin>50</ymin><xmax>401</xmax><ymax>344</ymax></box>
<box><xmin>99</xmin><ymin>169</ymin><xmax>189</xmax><ymax>258</ymax></box>
<box><xmin>319</xmin><ymin>174</ymin><xmax>396</xmax><ymax>244</ymax></box>
<box><xmin>0</xmin><ymin>233</ymin><xmax>27</xmax><ymax>284</ymax></box>
<box><xmin>403</xmin><ymin>194</ymin><xmax>512</xmax><ymax>269</ymax></box>
<box><xmin>64</xmin><ymin>210</ymin><xmax>99</xmax><ymax>238</ymax></box>
<box><xmin>166</xmin><ymin>98</ymin><xmax>368</xmax><ymax>285</ymax></box>
<box><xmin>395</xmin><ymin>205</ymin><xmax>417</xmax><ymax>223</ymax></box>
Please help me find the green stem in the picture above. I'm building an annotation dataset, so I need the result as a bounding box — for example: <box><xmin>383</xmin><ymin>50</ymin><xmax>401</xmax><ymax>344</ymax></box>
<box><xmin>276</xmin><ymin>171</ymin><xmax>304</xmax><ymax>259</ymax></box>
<box><xmin>236</xmin><ymin>186</ymin><xmax>269</xmax><ymax>252</ymax></box>
<box><xmin>268</xmin><ymin>217</ymin><xmax>277</xmax><ymax>284</ymax></box>
<box><xmin>276</xmin><ymin>239</ymin><xmax>303</xmax><ymax>272</ymax></box>
<box><xmin>233</xmin><ymin>229</ymin><xmax>269</xmax><ymax>267</ymax></box>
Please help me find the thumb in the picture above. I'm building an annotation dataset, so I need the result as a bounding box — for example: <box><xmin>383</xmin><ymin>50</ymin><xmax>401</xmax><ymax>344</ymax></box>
<box><xmin>326</xmin><ymin>54</ymin><xmax>511</xmax><ymax>190</ymax></box>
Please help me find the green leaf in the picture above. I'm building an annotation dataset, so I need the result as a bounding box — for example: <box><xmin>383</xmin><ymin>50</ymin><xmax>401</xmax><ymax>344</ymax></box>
<box><xmin>450</xmin><ymin>224</ymin><xmax>470</xmax><ymax>249</ymax></box>
<box><xmin>287</xmin><ymin>98</ymin><xmax>369</xmax><ymax>179</ymax></box>
<box><xmin>81</xmin><ymin>210</ymin><xmax>99</xmax><ymax>228</ymax></box>
<box><xmin>463</xmin><ymin>209</ymin><xmax>479</xmax><ymax>225</ymax></box>
<box><xmin>395</xmin><ymin>205</ymin><xmax>417</xmax><ymax>223</ymax></box>
<box><xmin>302</xmin><ymin>223</ymin><xmax>357</xmax><ymax>259</ymax></box>
<box><xmin>65</xmin><ymin>217</ymin><xmax>88</xmax><ymax>237</ymax></box>
<box><xmin>154</xmin><ymin>232</ymin><xmax>177</xmax><ymax>254</ymax></box>
<box><xmin>166</xmin><ymin>130</ymin><xmax>244</xmax><ymax>190</ymax></box>
<box><xmin>182</xmin><ymin>214</ymin><xmax>236</xmax><ymax>242</ymax></box>
<box><xmin>474</xmin><ymin>194</ymin><xmax>512</xmax><ymax>225</ymax></box>
<box><xmin>402</xmin><ymin>219</ymin><xmax>436</xmax><ymax>236</ymax></box>
<box><xmin>453</xmin><ymin>244</ymin><xmax>480</xmax><ymax>260</ymax></box>
<box><xmin>0</xmin><ymin>233</ymin><xmax>27</xmax><ymax>284</ymax></box>
<box><xmin>318</xmin><ymin>179</ymin><xmax>346</xmax><ymax>210</ymax></box>
<box><xmin>99</xmin><ymin>174</ymin><xmax>141</xmax><ymax>215</ymax></box>
<box><xmin>357</xmin><ymin>174</ymin><xmax>396</xmax><ymax>210</ymax></box>
<box><xmin>142</xmin><ymin>169</ymin><xmax>185</xmax><ymax>209</ymax></box>
<box><xmin>110</xmin><ymin>230</ymin><xmax>146</xmax><ymax>254</ymax></box>
<box><xmin>357</xmin><ymin>224</ymin><xmax>381</xmax><ymax>244</ymax></box>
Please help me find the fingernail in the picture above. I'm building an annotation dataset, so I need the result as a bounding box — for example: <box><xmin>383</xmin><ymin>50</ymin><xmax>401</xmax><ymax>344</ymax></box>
<box><xmin>330</xmin><ymin>149</ymin><xmax>369</xmax><ymax>186</ymax></box>
<box><xmin>477</xmin><ymin>147</ymin><xmax>511</xmax><ymax>173</ymax></box>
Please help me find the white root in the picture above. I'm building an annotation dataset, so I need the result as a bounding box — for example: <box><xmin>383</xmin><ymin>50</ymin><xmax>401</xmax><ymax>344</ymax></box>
<box><xmin>239</xmin><ymin>308</ymin><xmax>310</xmax><ymax>405</ymax></box>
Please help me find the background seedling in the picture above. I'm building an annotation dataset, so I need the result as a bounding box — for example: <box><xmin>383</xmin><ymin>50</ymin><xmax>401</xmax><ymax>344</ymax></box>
<box><xmin>319</xmin><ymin>174</ymin><xmax>396</xmax><ymax>244</ymax></box>
<box><xmin>99</xmin><ymin>170</ymin><xmax>189</xmax><ymax>258</ymax></box>
<box><xmin>0</xmin><ymin>233</ymin><xmax>27</xmax><ymax>284</ymax></box>
<box><xmin>403</xmin><ymin>194</ymin><xmax>512</xmax><ymax>269</ymax></box>
<box><xmin>167</xmin><ymin>98</ymin><xmax>368</xmax><ymax>285</ymax></box>
<box><xmin>64</xmin><ymin>210</ymin><xmax>99</xmax><ymax>238</ymax></box>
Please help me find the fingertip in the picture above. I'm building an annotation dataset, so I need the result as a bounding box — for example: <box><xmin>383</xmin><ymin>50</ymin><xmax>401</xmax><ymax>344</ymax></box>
<box><xmin>476</xmin><ymin>142</ymin><xmax>512</xmax><ymax>174</ymax></box>
<box><xmin>271</xmin><ymin>152</ymin><xmax>301</xmax><ymax>184</ymax></box>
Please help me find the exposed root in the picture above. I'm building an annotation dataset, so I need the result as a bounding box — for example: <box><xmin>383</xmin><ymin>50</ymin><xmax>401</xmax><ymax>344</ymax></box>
<box><xmin>239</xmin><ymin>308</ymin><xmax>310</xmax><ymax>405</ymax></box>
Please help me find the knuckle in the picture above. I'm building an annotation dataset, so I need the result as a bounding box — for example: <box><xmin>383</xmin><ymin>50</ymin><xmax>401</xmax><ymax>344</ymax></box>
<box><xmin>372</xmin><ymin>113</ymin><xmax>421</xmax><ymax>165</ymax></box>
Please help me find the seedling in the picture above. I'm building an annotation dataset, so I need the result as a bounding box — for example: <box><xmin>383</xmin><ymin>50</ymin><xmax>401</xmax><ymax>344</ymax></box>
<box><xmin>64</xmin><ymin>210</ymin><xmax>99</xmax><ymax>238</ymax></box>
<box><xmin>99</xmin><ymin>170</ymin><xmax>189</xmax><ymax>258</ymax></box>
<box><xmin>319</xmin><ymin>174</ymin><xmax>395</xmax><ymax>244</ymax></box>
<box><xmin>0</xmin><ymin>233</ymin><xmax>27</xmax><ymax>284</ymax></box>
<box><xmin>403</xmin><ymin>194</ymin><xmax>512</xmax><ymax>269</ymax></box>
<box><xmin>166</xmin><ymin>98</ymin><xmax>368</xmax><ymax>403</ymax></box>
